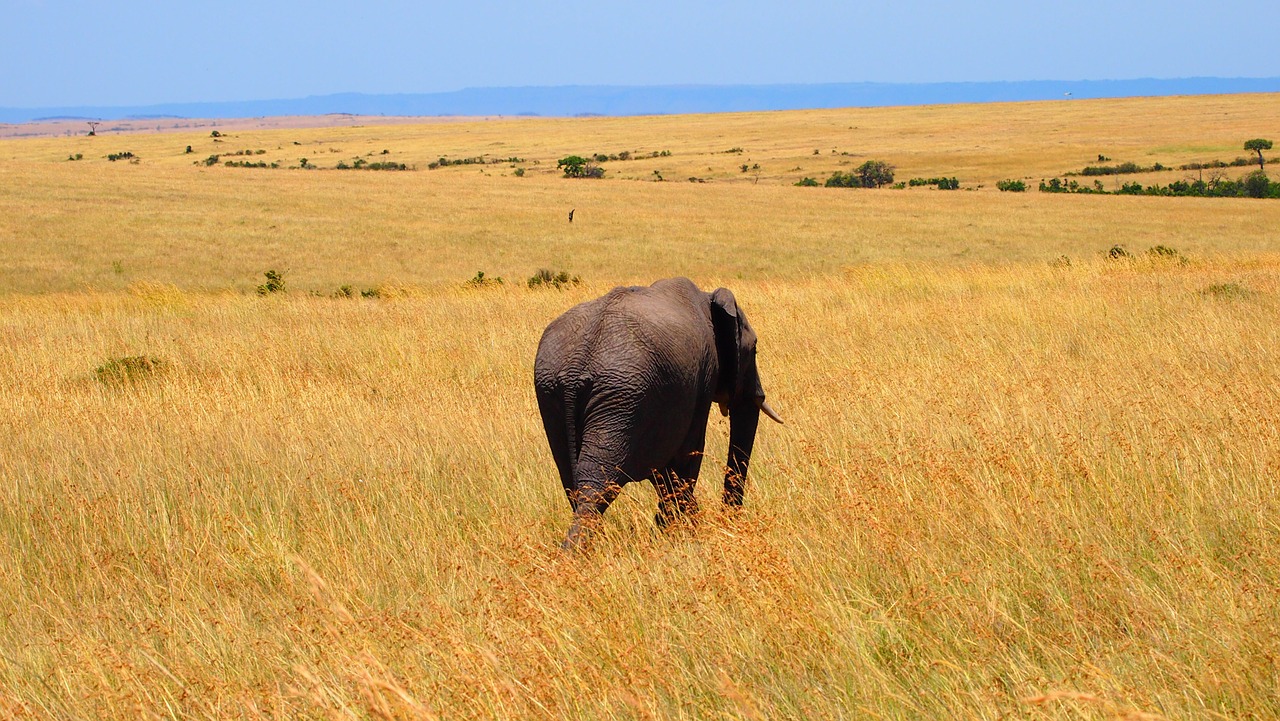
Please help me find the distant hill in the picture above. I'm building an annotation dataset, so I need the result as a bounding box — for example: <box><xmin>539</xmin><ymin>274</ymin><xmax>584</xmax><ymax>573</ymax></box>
<box><xmin>2</xmin><ymin>78</ymin><xmax>1277</xmax><ymax>124</ymax></box>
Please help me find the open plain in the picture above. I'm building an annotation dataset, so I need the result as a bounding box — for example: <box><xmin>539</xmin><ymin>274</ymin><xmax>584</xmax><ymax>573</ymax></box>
<box><xmin>2</xmin><ymin>93</ymin><xmax>1280</xmax><ymax>719</ymax></box>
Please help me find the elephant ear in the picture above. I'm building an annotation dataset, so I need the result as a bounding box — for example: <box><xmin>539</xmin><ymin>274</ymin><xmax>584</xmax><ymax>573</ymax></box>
<box><xmin>710</xmin><ymin>287</ymin><xmax>755</xmax><ymax>400</ymax></box>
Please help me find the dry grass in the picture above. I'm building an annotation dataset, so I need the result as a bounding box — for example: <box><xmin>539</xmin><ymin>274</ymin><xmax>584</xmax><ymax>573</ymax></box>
<box><xmin>2</xmin><ymin>94</ymin><xmax>1280</xmax><ymax>719</ymax></box>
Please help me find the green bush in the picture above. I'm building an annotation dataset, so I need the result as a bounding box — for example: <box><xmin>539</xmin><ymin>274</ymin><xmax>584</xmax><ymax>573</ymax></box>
<box><xmin>1243</xmin><ymin>170</ymin><xmax>1272</xmax><ymax>199</ymax></box>
<box><xmin>528</xmin><ymin>269</ymin><xmax>581</xmax><ymax>290</ymax></box>
<box><xmin>466</xmin><ymin>271</ymin><xmax>503</xmax><ymax>288</ymax></box>
<box><xmin>558</xmin><ymin>156</ymin><xmax>603</xmax><ymax>178</ymax></box>
<box><xmin>827</xmin><ymin>160</ymin><xmax>895</xmax><ymax>188</ymax></box>
<box><xmin>428</xmin><ymin>156</ymin><xmax>487</xmax><ymax>169</ymax></box>
<box><xmin>909</xmin><ymin>177</ymin><xmax>958</xmax><ymax>189</ymax></box>
<box><xmin>256</xmin><ymin>270</ymin><xmax>286</xmax><ymax>295</ymax></box>
<box><xmin>1080</xmin><ymin>162</ymin><xmax>1143</xmax><ymax>176</ymax></box>
<box><xmin>996</xmin><ymin>179</ymin><xmax>1026</xmax><ymax>192</ymax></box>
<box><xmin>794</xmin><ymin>177</ymin><xmax>820</xmax><ymax>187</ymax></box>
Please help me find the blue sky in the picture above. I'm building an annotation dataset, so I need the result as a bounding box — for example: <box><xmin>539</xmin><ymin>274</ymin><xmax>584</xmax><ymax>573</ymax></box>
<box><xmin>2</xmin><ymin>1</ymin><xmax>1278</xmax><ymax>108</ymax></box>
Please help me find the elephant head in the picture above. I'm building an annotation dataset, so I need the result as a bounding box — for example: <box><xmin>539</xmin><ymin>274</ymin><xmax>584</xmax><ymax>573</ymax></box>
<box><xmin>710</xmin><ymin>288</ymin><xmax>783</xmax><ymax>506</ymax></box>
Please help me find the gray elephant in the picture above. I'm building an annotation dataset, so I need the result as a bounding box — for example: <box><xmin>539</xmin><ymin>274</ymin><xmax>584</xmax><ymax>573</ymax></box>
<box><xmin>534</xmin><ymin>277</ymin><xmax>782</xmax><ymax>550</ymax></box>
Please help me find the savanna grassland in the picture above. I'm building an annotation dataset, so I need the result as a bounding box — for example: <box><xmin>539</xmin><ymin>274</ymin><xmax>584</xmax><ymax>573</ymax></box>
<box><xmin>2</xmin><ymin>93</ymin><xmax>1280</xmax><ymax>719</ymax></box>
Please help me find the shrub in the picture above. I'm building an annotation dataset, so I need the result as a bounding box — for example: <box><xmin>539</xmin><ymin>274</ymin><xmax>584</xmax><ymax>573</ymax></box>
<box><xmin>429</xmin><ymin>156</ymin><xmax>487</xmax><ymax>169</ymax></box>
<box><xmin>528</xmin><ymin>269</ymin><xmax>581</xmax><ymax>290</ymax></box>
<box><xmin>256</xmin><ymin>270</ymin><xmax>286</xmax><ymax>295</ymax></box>
<box><xmin>826</xmin><ymin>160</ymin><xmax>895</xmax><ymax>188</ymax></box>
<box><xmin>1147</xmin><ymin>245</ymin><xmax>1181</xmax><ymax>259</ymax></box>
<box><xmin>466</xmin><ymin>271</ymin><xmax>503</xmax><ymax>288</ymax></box>
<box><xmin>106</xmin><ymin>151</ymin><xmax>135</xmax><ymax>162</ymax></box>
<box><xmin>95</xmin><ymin>355</ymin><xmax>166</xmax><ymax>385</ymax></box>
<box><xmin>557</xmin><ymin>155</ymin><xmax>603</xmax><ymax>178</ymax></box>
<box><xmin>1242</xmin><ymin>170</ymin><xmax>1272</xmax><ymax>199</ymax></box>
<box><xmin>795</xmin><ymin>177</ymin><xmax>820</xmax><ymax>187</ymax></box>
<box><xmin>996</xmin><ymin>179</ymin><xmax>1026</xmax><ymax>192</ymax></box>
<box><xmin>856</xmin><ymin>160</ymin><xmax>895</xmax><ymax>188</ymax></box>
<box><xmin>909</xmin><ymin>177</ymin><xmax>958</xmax><ymax>189</ymax></box>
<box><xmin>333</xmin><ymin>285</ymin><xmax>356</xmax><ymax>298</ymax></box>
<box><xmin>825</xmin><ymin>171</ymin><xmax>857</xmax><ymax>188</ymax></box>
<box><xmin>1107</xmin><ymin>245</ymin><xmax>1131</xmax><ymax>260</ymax></box>
<box><xmin>1080</xmin><ymin>162</ymin><xmax>1142</xmax><ymax>176</ymax></box>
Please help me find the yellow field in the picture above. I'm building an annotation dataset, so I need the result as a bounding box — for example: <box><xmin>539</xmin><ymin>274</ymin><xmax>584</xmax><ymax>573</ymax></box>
<box><xmin>2</xmin><ymin>94</ymin><xmax>1280</xmax><ymax>719</ymax></box>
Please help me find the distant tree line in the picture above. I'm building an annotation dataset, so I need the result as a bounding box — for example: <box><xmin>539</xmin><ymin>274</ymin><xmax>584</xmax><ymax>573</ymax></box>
<box><xmin>1040</xmin><ymin>171</ymin><xmax>1279</xmax><ymax>198</ymax></box>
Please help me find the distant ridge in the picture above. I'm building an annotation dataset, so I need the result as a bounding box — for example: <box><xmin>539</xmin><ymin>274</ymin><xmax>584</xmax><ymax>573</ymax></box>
<box><xmin>3</xmin><ymin>78</ymin><xmax>1277</xmax><ymax>124</ymax></box>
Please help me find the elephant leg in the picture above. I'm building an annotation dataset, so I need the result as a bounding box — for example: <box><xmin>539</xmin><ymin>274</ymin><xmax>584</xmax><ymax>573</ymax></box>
<box><xmin>654</xmin><ymin>469</ymin><xmax>699</xmax><ymax>529</ymax></box>
<box><xmin>562</xmin><ymin>479</ymin><xmax>623</xmax><ymax>552</ymax></box>
<box><xmin>653</xmin><ymin>422</ymin><xmax>708</xmax><ymax>529</ymax></box>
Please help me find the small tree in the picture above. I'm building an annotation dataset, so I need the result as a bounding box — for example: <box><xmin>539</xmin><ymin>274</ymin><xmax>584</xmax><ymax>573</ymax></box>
<box><xmin>856</xmin><ymin>160</ymin><xmax>895</xmax><ymax>188</ymax></box>
<box><xmin>1244</xmin><ymin>139</ymin><xmax>1272</xmax><ymax>171</ymax></box>
<box><xmin>557</xmin><ymin>155</ymin><xmax>588</xmax><ymax>177</ymax></box>
<box><xmin>1242</xmin><ymin>170</ymin><xmax>1272</xmax><ymax>199</ymax></box>
<box><xmin>557</xmin><ymin>155</ymin><xmax>603</xmax><ymax>178</ymax></box>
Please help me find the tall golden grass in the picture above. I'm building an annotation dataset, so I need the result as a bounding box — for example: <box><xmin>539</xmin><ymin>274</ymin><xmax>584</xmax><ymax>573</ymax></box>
<box><xmin>2</xmin><ymin>94</ymin><xmax>1280</xmax><ymax>718</ymax></box>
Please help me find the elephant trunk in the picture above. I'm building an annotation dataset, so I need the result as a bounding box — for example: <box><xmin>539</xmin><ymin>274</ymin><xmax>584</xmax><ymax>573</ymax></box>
<box><xmin>723</xmin><ymin>403</ymin><xmax>761</xmax><ymax>506</ymax></box>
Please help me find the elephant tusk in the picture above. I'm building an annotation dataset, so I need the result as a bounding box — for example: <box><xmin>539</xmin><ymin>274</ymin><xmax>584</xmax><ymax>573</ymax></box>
<box><xmin>757</xmin><ymin>398</ymin><xmax>784</xmax><ymax>424</ymax></box>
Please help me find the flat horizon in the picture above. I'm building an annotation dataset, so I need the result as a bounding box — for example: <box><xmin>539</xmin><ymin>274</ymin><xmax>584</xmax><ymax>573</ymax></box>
<box><xmin>2</xmin><ymin>76</ymin><xmax>1277</xmax><ymax>127</ymax></box>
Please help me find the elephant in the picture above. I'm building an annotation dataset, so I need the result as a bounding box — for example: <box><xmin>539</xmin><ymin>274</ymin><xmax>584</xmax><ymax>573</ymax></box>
<box><xmin>534</xmin><ymin>277</ymin><xmax>783</xmax><ymax>551</ymax></box>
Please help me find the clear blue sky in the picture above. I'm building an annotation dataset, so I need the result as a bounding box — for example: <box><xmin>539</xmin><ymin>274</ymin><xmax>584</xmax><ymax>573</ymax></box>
<box><xmin>3</xmin><ymin>0</ymin><xmax>1278</xmax><ymax>108</ymax></box>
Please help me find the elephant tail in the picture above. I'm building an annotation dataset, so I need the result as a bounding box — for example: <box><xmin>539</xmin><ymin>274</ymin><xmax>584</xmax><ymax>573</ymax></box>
<box><xmin>563</xmin><ymin>373</ymin><xmax>592</xmax><ymax>473</ymax></box>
